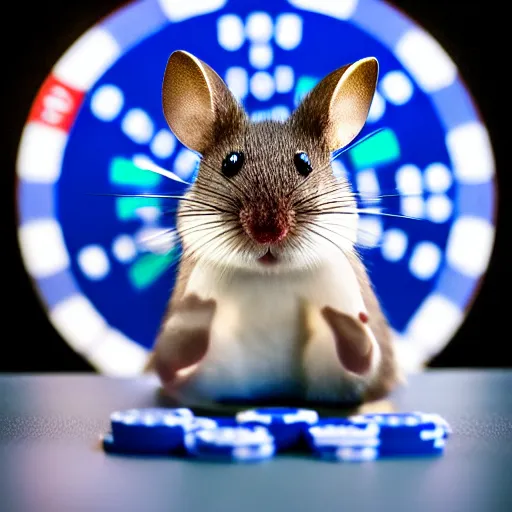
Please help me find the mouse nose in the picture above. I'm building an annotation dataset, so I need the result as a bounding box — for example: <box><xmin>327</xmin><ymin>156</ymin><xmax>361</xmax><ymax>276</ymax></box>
<box><xmin>248</xmin><ymin>222</ymin><xmax>289</xmax><ymax>244</ymax></box>
<box><xmin>240</xmin><ymin>208</ymin><xmax>291</xmax><ymax>245</ymax></box>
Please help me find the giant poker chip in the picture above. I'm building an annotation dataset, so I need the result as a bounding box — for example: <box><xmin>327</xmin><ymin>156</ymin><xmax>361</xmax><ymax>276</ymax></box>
<box><xmin>16</xmin><ymin>0</ymin><xmax>497</xmax><ymax>375</ymax></box>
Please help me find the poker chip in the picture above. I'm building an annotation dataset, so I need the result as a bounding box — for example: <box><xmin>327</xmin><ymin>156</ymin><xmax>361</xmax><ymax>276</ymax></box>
<box><xmin>312</xmin><ymin>438</ymin><xmax>446</xmax><ymax>462</ymax></box>
<box><xmin>101</xmin><ymin>432</ymin><xmax>177</xmax><ymax>456</ymax></box>
<box><xmin>236</xmin><ymin>407</ymin><xmax>319</xmax><ymax>450</ymax></box>
<box><xmin>184</xmin><ymin>426</ymin><xmax>276</xmax><ymax>462</ymax></box>
<box><xmin>306</xmin><ymin>412</ymin><xmax>449</xmax><ymax>461</ymax></box>
<box><xmin>102</xmin><ymin>432</ymin><xmax>136</xmax><ymax>455</ymax></box>
<box><xmin>108</xmin><ymin>407</ymin><xmax>195</xmax><ymax>453</ymax></box>
<box><xmin>102</xmin><ymin>407</ymin><xmax>451</xmax><ymax>461</ymax></box>
<box><xmin>16</xmin><ymin>0</ymin><xmax>496</xmax><ymax>376</ymax></box>
<box><xmin>348</xmin><ymin>412</ymin><xmax>451</xmax><ymax>438</ymax></box>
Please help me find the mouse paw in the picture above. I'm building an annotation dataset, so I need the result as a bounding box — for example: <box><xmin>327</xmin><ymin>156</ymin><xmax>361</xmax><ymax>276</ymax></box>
<box><xmin>153</xmin><ymin>295</ymin><xmax>217</xmax><ymax>385</ymax></box>
<box><xmin>321</xmin><ymin>306</ymin><xmax>373</xmax><ymax>375</ymax></box>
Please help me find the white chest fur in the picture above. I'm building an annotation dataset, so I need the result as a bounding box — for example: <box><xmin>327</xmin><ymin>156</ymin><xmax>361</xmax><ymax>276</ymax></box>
<box><xmin>176</xmin><ymin>253</ymin><xmax>375</xmax><ymax>404</ymax></box>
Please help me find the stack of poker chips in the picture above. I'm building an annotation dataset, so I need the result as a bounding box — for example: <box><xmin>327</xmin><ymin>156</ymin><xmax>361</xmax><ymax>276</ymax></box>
<box><xmin>102</xmin><ymin>407</ymin><xmax>451</xmax><ymax>463</ymax></box>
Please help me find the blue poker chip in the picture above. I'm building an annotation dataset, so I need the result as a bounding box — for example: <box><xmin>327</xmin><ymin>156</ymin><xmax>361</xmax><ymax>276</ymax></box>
<box><xmin>306</xmin><ymin>412</ymin><xmax>449</xmax><ymax>461</ymax></box>
<box><xmin>348</xmin><ymin>412</ymin><xmax>451</xmax><ymax>438</ymax></box>
<box><xmin>109</xmin><ymin>407</ymin><xmax>195</xmax><ymax>453</ymax></box>
<box><xmin>313</xmin><ymin>438</ymin><xmax>445</xmax><ymax>462</ymax></box>
<box><xmin>236</xmin><ymin>407</ymin><xmax>318</xmax><ymax>450</ymax></box>
<box><xmin>16</xmin><ymin>0</ymin><xmax>497</xmax><ymax>377</ymax></box>
<box><xmin>184</xmin><ymin>426</ymin><xmax>276</xmax><ymax>462</ymax></box>
<box><xmin>102</xmin><ymin>432</ymin><xmax>136</xmax><ymax>455</ymax></box>
<box><xmin>307</xmin><ymin>426</ymin><xmax>446</xmax><ymax>462</ymax></box>
<box><xmin>102</xmin><ymin>432</ymin><xmax>175</xmax><ymax>456</ymax></box>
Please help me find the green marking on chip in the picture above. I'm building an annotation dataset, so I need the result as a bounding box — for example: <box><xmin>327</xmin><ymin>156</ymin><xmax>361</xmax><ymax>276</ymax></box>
<box><xmin>294</xmin><ymin>76</ymin><xmax>319</xmax><ymax>106</ymax></box>
<box><xmin>115</xmin><ymin>197</ymin><xmax>161</xmax><ymax>220</ymax></box>
<box><xmin>128</xmin><ymin>247</ymin><xmax>180</xmax><ymax>289</ymax></box>
<box><xmin>347</xmin><ymin>128</ymin><xmax>400</xmax><ymax>170</ymax></box>
<box><xmin>110</xmin><ymin>157</ymin><xmax>162</xmax><ymax>187</ymax></box>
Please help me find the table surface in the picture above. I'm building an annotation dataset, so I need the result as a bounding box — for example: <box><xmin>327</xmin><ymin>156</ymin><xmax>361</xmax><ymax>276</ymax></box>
<box><xmin>1</xmin><ymin>370</ymin><xmax>512</xmax><ymax>512</ymax></box>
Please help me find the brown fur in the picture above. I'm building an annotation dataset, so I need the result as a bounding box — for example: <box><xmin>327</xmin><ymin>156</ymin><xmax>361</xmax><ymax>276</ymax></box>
<box><xmin>147</xmin><ymin>51</ymin><xmax>402</xmax><ymax>404</ymax></box>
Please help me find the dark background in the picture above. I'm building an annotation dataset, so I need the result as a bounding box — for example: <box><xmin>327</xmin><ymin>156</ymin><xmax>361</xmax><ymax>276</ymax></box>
<box><xmin>2</xmin><ymin>0</ymin><xmax>508</xmax><ymax>373</ymax></box>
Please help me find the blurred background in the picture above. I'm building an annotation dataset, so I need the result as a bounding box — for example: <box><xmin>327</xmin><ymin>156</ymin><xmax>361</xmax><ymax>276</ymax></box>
<box><xmin>2</xmin><ymin>0</ymin><xmax>507</xmax><ymax>374</ymax></box>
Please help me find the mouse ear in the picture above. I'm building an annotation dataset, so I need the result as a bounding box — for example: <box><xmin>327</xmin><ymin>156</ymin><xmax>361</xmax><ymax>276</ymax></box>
<box><xmin>162</xmin><ymin>50</ymin><xmax>246</xmax><ymax>154</ymax></box>
<box><xmin>290</xmin><ymin>57</ymin><xmax>378</xmax><ymax>152</ymax></box>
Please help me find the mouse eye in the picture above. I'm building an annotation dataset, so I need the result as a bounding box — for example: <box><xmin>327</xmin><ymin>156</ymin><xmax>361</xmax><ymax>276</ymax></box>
<box><xmin>222</xmin><ymin>151</ymin><xmax>245</xmax><ymax>177</ymax></box>
<box><xmin>294</xmin><ymin>151</ymin><xmax>312</xmax><ymax>177</ymax></box>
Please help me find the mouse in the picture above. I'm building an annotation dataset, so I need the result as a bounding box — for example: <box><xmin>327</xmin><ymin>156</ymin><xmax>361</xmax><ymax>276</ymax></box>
<box><xmin>144</xmin><ymin>50</ymin><xmax>403</xmax><ymax>409</ymax></box>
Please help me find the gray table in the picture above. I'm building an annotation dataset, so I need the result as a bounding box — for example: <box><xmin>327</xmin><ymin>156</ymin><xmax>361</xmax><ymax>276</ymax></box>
<box><xmin>1</xmin><ymin>370</ymin><xmax>512</xmax><ymax>512</ymax></box>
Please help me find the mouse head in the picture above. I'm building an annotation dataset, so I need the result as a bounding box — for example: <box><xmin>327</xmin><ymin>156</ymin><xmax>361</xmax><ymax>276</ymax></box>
<box><xmin>162</xmin><ymin>50</ymin><xmax>378</xmax><ymax>273</ymax></box>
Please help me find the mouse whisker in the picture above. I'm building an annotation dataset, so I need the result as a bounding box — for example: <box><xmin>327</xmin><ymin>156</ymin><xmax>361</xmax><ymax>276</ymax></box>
<box><xmin>312</xmin><ymin>209</ymin><xmax>423</xmax><ymax>221</ymax></box>
<box><xmin>186</xmin><ymin>194</ymin><xmax>239</xmax><ymax>214</ymax></box>
<box><xmin>89</xmin><ymin>191</ymin><xmax>238</xmax><ymax>215</ymax></box>
<box><xmin>297</xmin><ymin>193</ymin><xmax>361</xmax><ymax>212</ymax></box>
<box><xmin>292</xmin><ymin>181</ymin><xmax>354</xmax><ymax>210</ymax></box>
<box><xmin>284</xmin><ymin>232</ymin><xmax>317</xmax><ymax>270</ymax></box>
<box><xmin>175</xmin><ymin>203</ymin><xmax>223</xmax><ymax>214</ymax></box>
<box><xmin>177</xmin><ymin>217</ymin><xmax>227</xmax><ymax>230</ymax></box>
<box><xmin>299</xmin><ymin>223</ymin><xmax>347</xmax><ymax>258</ymax></box>
<box><xmin>195</xmin><ymin>228</ymin><xmax>246</xmax><ymax>271</ymax></box>
<box><xmin>295</xmin><ymin>195</ymin><xmax>356</xmax><ymax>213</ymax></box>
<box><xmin>181</xmin><ymin>225</ymin><xmax>243</xmax><ymax>263</ymax></box>
<box><xmin>176</xmin><ymin>220</ymin><xmax>232</xmax><ymax>240</ymax></box>
<box><xmin>175</xmin><ymin>212</ymin><xmax>239</xmax><ymax>221</ymax></box>
<box><xmin>330</xmin><ymin>127</ymin><xmax>387</xmax><ymax>161</ymax></box>
<box><xmin>135</xmin><ymin>227</ymin><xmax>177</xmax><ymax>244</ymax></box>
<box><xmin>350</xmin><ymin>195</ymin><xmax>383</xmax><ymax>203</ymax></box>
<box><xmin>307</xmin><ymin>218</ymin><xmax>384</xmax><ymax>246</ymax></box>
<box><xmin>291</xmin><ymin>235</ymin><xmax>320</xmax><ymax>271</ymax></box>
<box><xmin>350</xmin><ymin>191</ymin><xmax>426</xmax><ymax>200</ymax></box>
<box><xmin>306</xmin><ymin>222</ymin><xmax>380</xmax><ymax>255</ymax></box>
<box><xmin>302</xmin><ymin>221</ymin><xmax>350</xmax><ymax>244</ymax></box>
<box><xmin>177</xmin><ymin>196</ymin><xmax>237</xmax><ymax>215</ymax></box>
<box><xmin>129</xmin><ymin>205</ymin><xmax>234</xmax><ymax>220</ymax></box>
<box><xmin>88</xmin><ymin>192</ymin><xmax>186</xmax><ymax>200</ymax></box>
<box><xmin>174</xmin><ymin>211</ymin><xmax>225</xmax><ymax>218</ymax></box>
<box><xmin>299</xmin><ymin>219</ymin><xmax>361</xmax><ymax>247</ymax></box>
<box><xmin>214</xmin><ymin>232</ymin><xmax>251</xmax><ymax>280</ymax></box>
